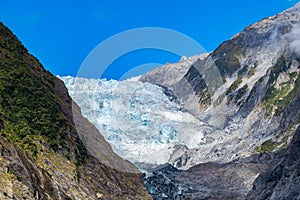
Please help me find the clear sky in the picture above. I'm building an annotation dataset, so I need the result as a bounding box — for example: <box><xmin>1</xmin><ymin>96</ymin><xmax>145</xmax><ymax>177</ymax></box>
<box><xmin>0</xmin><ymin>0</ymin><xmax>299</xmax><ymax>79</ymax></box>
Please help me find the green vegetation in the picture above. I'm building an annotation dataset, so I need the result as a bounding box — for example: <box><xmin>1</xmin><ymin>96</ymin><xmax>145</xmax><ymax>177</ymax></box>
<box><xmin>263</xmin><ymin>84</ymin><xmax>291</xmax><ymax>117</ymax></box>
<box><xmin>0</xmin><ymin>22</ymin><xmax>87</xmax><ymax>165</ymax></box>
<box><xmin>227</xmin><ymin>84</ymin><xmax>248</xmax><ymax>104</ymax></box>
<box><xmin>262</xmin><ymin>54</ymin><xmax>300</xmax><ymax>118</ymax></box>
<box><xmin>280</xmin><ymin>141</ymin><xmax>288</xmax><ymax>151</ymax></box>
<box><xmin>254</xmin><ymin>139</ymin><xmax>278</xmax><ymax>153</ymax></box>
<box><xmin>289</xmin><ymin>71</ymin><xmax>298</xmax><ymax>79</ymax></box>
<box><xmin>262</xmin><ymin>55</ymin><xmax>290</xmax><ymax>113</ymax></box>
<box><xmin>76</xmin><ymin>169</ymin><xmax>81</xmax><ymax>183</ymax></box>
<box><xmin>280</xmin><ymin>74</ymin><xmax>300</xmax><ymax>110</ymax></box>
<box><xmin>9</xmin><ymin>169</ymin><xmax>22</xmax><ymax>182</ymax></box>
<box><xmin>0</xmin><ymin>58</ymin><xmax>67</xmax><ymax>154</ymax></box>
<box><xmin>266</xmin><ymin>55</ymin><xmax>290</xmax><ymax>86</ymax></box>
<box><xmin>226</xmin><ymin>76</ymin><xmax>243</xmax><ymax>95</ymax></box>
<box><xmin>75</xmin><ymin>138</ymin><xmax>88</xmax><ymax>166</ymax></box>
<box><xmin>262</xmin><ymin>71</ymin><xmax>300</xmax><ymax>118</ymax></box>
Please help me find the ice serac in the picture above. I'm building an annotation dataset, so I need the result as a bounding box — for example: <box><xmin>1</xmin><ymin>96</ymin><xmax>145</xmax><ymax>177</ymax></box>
<box><xmin>60</xmin><ymin>76</ymin><xmax>224</xmax><ymax>169</ymax></box>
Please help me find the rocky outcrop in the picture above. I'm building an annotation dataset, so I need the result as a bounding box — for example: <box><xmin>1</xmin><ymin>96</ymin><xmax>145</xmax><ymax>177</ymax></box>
<box><xmin>139</xmin><ymin>54</ymin><xmax>208</xmax><ymax>88</ymax></box>
<box><xmin>247</xmin><ymin>126</ymin><xmax>300</xmax><ymax>200</ymax></box>
<box><xmin>144</xmin><ymin>154</ymin><xmax>274</xmax><ymax>199</ymax></box>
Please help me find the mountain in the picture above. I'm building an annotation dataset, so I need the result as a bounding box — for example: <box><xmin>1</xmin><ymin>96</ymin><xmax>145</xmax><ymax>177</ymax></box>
<box><xmin>0</xmin><ymin>22</ymin><xmax>151</xmax><ymax>199</ymax></box>
<box><xmin>61</xmin><ymin>2</ymin><xmax>300</xmax><ymax>199</ymax></box>
<box><xmin>140</xmin><ymin>2</ymin><xmax>300</xmax><ymax>167</ymax></box>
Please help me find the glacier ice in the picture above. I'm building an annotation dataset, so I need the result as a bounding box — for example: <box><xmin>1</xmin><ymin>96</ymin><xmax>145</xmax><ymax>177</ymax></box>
<box><xmin>60</xmin><ymin>76</ymin><xmax>216</xmax><ymax>166</ymax></box>
<box><xmin>60</xmin><ymin>75</ymin><xmax>261</xmax><ymax>170</ymax></box>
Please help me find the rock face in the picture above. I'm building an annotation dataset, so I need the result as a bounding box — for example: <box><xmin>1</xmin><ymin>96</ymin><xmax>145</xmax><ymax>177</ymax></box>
<box><xmin>247</xmin><ymin>126</ymin><xmax>300</xmax><ymax>199</ymax></box>
<box><xmin>139</xmin><ymin>54</ymin><xmax>209</xmax><ymax>88</ymax></box>
<box><xmin>144</xmin><ymin>155</ymin><xmax>273</xmax><ymax>200</ymax></box>
<box><xmin>0</xmin><ymin>22</ymin><xmax>151</xmax><ymax>199</ymax></box>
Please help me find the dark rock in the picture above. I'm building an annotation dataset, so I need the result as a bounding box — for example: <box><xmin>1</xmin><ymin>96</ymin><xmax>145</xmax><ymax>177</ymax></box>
<box><xmin>247</xmin><ymin>126</ymin><xmax>300</xmax><ymax>200</ymax></box>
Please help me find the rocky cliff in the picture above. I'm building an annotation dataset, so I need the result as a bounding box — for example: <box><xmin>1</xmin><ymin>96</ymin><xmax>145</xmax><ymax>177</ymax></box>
<box><xmin>0</xmin><ymin>22</ymin><xmax>151</xmax><ymax>199</ymax></box>
<box><xmin>247</xmin><ymin>125</ymin><xmax>300</xmax><ymax>199</ymax></box>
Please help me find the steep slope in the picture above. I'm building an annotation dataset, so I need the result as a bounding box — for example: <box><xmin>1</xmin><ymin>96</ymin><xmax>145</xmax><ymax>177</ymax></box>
<box><xmin>247</xmin><ymin>126</ymin><xmax>300</xmax><ymax>199</ymax></box>
<box><xmin>0</xmin><ymin>22</ymin><xmax>151</xmax><ymax>199</ymax></box>
<box><xmin>139</xmin><ymin>54</ymin><xmax>208</xmax><ymax>88</ymax></box>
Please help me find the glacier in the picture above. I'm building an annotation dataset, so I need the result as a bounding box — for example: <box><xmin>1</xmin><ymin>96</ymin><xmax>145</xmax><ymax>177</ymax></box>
<box><xmin>59</xmin><ymin>75</ymin><xmax>233</xmax><ymax>169</ymax></box>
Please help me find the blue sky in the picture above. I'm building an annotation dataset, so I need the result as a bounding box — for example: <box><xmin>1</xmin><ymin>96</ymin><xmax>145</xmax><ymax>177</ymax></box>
<box><xmin>0</xmin><ymin>0</ymin><xmax>298</xmax><ymax>79</ymax></box>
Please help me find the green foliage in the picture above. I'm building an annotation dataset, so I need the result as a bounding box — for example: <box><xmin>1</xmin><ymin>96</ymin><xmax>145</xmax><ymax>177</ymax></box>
<box><xmin>290</xmin><ymin>72</ymin><xmax>298</xmax><ymax>79</ymax></box>
<box><xmin>280</xmin><ymin>74</ymin><xmax>300</xmax><ymax>108</ymax></box>
<box><xmin>0</xmin><ymin>23</ymin><xmax>90</xmax><ymax>170</ymax></box>
<box><xmin>75</xmin><ymin>138</ymin><xmax>88</xmax><ymax>166</ymax></box>
<box><xmin>9</xmin><ymin>169</ymin><xmax>22</xmax><ymax>182</ymax></box>
<box><xmin>0</xmin><ymin>23</ymin><xmax>90</xmax><ymax>167</ymax></box>
<box><xmin>0</xmin><ymin>59</ymin><xmax>68</xmax><ymax>154</ymax></box>
<box><xmin>22</xmin><ymin>135</ymin><xmax>39</xmax><ymax>156</ymax></box>
<box><xmin>267</xmin><ymin>55</ymin><xmax>290</xmax><ymax>85</ymax></box>
<box><xmin>76</xmin><ymin>169</ymin><xmax>81</xmax><ymax>183</ymax></box>
<box><xmin>0</xmin><ymin>23</ymin><xmax>70</xmax><ymax>156</ymax></box>
<box><xmin>255</xmin><ymin>139</ymin><xmax>277</xmax><ymax>153</ymax></box>
<box><xmin>227</xmin><ymin>84</ymin><xmax>248</xmax><ymax>105</ymax></box>
<box><xmin>263</xmin><ymin>72</ymin><xmax>300</xmax><ymax>118</ymax></box>
<box><xmin>263</xmin><ymin>84</ymin><xmax>291</xmax><ymax>117</ymax></box>
<box><xmin>262</xmin><ymin>55</ymin><xmax>299</xmax><ymax>117</ymax></box>
<box><xmin>281</xmin><ymin>141</ymin><xmax>288</xmax><ymax>150</ymax></box>
<box><xmin>226</xmin><ymin>76</ymin><xmax>243</xmax><ymax>95</ymax></box>
<box><xmin>0</xmin><ymin>22</ymin><xmax>27</xmax><ymax>56</ymax></box>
